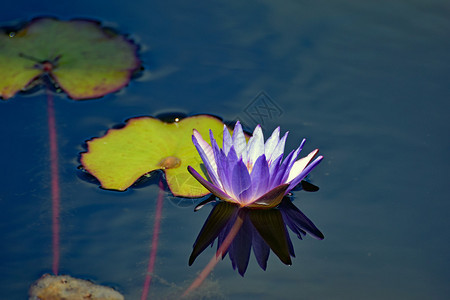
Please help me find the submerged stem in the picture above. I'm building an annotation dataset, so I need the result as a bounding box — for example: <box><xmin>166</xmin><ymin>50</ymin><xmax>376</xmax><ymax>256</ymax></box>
<box><xmin>47</xmin><ymin>91</ymin><xmax>60</xmax><ymax>275</ymax></box>
<box><xmin>141</xmin><ymin>179</ymin><xmax>165</xmax><ymax>300</ymax></box>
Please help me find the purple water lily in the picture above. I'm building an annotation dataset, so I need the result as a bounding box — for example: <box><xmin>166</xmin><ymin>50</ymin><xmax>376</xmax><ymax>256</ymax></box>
<box><xmin>188</xmin><ymin>121</ymin><xmax>323</xmax><ymax>209</ymax></box>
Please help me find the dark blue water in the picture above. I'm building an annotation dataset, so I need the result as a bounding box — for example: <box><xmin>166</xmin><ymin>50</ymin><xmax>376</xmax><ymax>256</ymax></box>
<box><xmin>1</xmin><ymin>1</ymin><xmax>449</xmax><ymax>299</ymax></box>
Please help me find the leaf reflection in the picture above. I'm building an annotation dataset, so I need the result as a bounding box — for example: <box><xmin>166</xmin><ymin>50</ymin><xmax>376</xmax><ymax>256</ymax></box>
<box><xmin>189</xmin><ymin>197</ymin><xmax>324</xmax><ymax>276</ymax></box>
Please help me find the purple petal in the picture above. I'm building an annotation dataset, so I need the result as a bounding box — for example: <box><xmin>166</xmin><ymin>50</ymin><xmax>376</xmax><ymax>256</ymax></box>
<box><xmin>210</xmin><ymin>130</ymin><xmax>231</xmax><ymax>192</ymax></box>
<box><xmin>216</xmin><ymin>149</ymin><xmax>233</xmax><ymax>195</ymax></box>
<box><xmin>270</xmin><ymin>149</ymin><xmax>297</xmax><ymax>188</ymax></box>
<box><xmin>287</xmin><ymin>149</ymin><xmax>319</xmax><ymax>182</ymax></box>
<box><xmin>222</xmin><ymin>146</ymin><xmax>240</xmax><ymax>196</ymax></box>
<box><xmin>264</xmin><ymin>126</ymin><xmax>280</xmax><ymax>159</ymax></box>
<box><xmin>192</xmin><ymin>131</ymin><xmax>220</xmax><ymax>187</ymax></box>
<box><xmin>222</xmin><ymin>124</ymin><xmax>233</xmax><ymax>155</ymax></box>
<box><xmin>249</xmin><ymin>154</ymin><xmax>270</xmax><ymax>200</ymax></box>
<box><xmin>232</xmin><ymin>121</ymin><xmax>248</xmax><ymax>163</ymax></box>
<box><xmin>231</xmin><ymin>159</ymin><xmax>252</xmax><ymax>204</ymax></box>
<box><xmin>226</xmin><ymin>145</ymin><xmax>239</xmax><ymax>167</ymax></box>
<box><xmin>267</xmin><ymin>154</ymin><xmax>283</xmax><ymax>189</ymax></box>
<box><xmin>287</xmin><ymin>155</ymin><xmax>323</xmax><ymax>194</ymax></box>
<box><xmin>188</xmin><ymin>166</ymin><xmax>233</xmax><ymax>202</ymax></box>
<box><xmin>247</xmin><ymin>125</ymin><xmax>264</xmax><ymax>167</ymax></box>
<box><xmin>268</xmin><ymin>131</ymin><xmax>288</xmax><ymax>164</ymax></box>
<box><xmin>272</xmin><ymin>140</ymin><xmax>305</xmax><ymax>187</ymax></box>
<box><xmin>268</xmin><ymin>154</ymin><xmax>283</xmax><ymax>176</ymax></box>
<box><xmin>238</xmin><ymin>186</ymin><xmax>254</xmax><ymax>205</ymax></box>
<box><xmin>239</xmin><ymin>184</ymin><xmax>253</xmax><ymax>206</ymax></box>
<box><xmin>280</xmin><ymin>139</ymin><xmax>305</xmax><ymax>183</ymax></box>
<box><xmin>193</xmin><ymin>130</ymin><xmax>216</xmax><ymax>168</ymax></box>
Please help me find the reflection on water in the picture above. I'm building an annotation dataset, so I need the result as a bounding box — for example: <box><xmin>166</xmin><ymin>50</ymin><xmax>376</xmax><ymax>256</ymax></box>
<box><xmin>189</xmin><ymin>196</ymin><xmax>324</xmax><ymax>276</ymax></box>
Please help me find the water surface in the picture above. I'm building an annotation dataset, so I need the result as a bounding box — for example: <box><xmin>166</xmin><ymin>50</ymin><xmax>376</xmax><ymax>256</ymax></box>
<box><xmin>1</xmin><ymin>1</ymin><xmax>449</xmax><ymax>299</ymax></box>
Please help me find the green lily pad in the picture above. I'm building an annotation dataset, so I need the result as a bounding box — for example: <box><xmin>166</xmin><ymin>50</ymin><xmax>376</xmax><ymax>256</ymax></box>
<box><xmin>80</xmin><ymin>115</ymin><xmax>228</xmax><ymax>197</ymax></box>
<box><xmin>0</xmin><ymin>17</ymin><xmax>140</xmax><ymax>100</ymax></box>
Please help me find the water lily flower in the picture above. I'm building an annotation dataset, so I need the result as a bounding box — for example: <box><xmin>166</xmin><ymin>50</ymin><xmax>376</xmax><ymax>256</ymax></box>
<box><xmin>188</xmin><ymin>121</ymin><xmax>323</xmax><ymax>209</ymax></box>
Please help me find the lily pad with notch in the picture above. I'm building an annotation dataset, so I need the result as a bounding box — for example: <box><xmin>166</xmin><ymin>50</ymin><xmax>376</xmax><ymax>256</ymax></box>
<box><xmin>80</xmin><ymin>115</ymin><xmax>229</xmax><ymax>197</ymax></box>
<box><xmin>0</xmin><ymin>17</ymin><xmax>141</xmax><ymax>100</ymax></box>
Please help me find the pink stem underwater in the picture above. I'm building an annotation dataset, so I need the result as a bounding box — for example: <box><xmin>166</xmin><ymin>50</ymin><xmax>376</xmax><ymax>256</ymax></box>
<box><xmin>47</xmin><ymin>92</ymin><xmax>60</xmax><ymax>275</ymax></box>
<box><xmin>141</xmin><ymin>179</ymin><xmax>165</xmax><ymax>300</ymax></box>
<box><xmin>182</xmin><ymin>214</ymin><xmax>244</xmax><ymax>298</ymax></box>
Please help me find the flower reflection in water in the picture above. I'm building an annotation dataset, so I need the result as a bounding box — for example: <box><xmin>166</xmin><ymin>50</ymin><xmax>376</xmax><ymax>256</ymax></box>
<box><xmin>189</xmin><ymin>196</ymin><xmax>324</xmax><ymax>276</ymax></box>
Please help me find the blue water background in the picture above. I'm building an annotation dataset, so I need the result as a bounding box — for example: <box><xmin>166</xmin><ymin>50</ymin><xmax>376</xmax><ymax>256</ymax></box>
<box><xmin>0</xmin><ymin>1</ymin><xmax>449</xmax><ymax>299</ymax></box>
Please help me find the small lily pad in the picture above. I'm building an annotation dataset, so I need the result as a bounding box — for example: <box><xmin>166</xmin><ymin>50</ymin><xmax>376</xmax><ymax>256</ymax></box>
<box><xmin>0</xmin><ymin>17</ymin><xmax>140</xmax><ymax>100</ymax></box>
<box><xmin>80</xmin><ymin>115</ymin><xmax>228</xmax><ymax>197</ymax></box>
